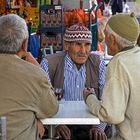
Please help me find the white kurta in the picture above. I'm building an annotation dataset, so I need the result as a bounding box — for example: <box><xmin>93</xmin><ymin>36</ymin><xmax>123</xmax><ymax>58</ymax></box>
<box><xmin>86</xmin><ymin>46</ymin><xmax>140</xmax><ymax>140</ymax></box>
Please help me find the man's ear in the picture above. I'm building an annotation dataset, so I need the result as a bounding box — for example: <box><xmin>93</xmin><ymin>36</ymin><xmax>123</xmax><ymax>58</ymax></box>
<box><xmin>109</xmin><ymin>34</ymin><xmax>120</xmax><ymax>55</ymax></box>
<box><xmin>21</xmin><ymin>38</ymin><xmax>28</xmax><ymax>52</ymax></box>
<box><xmin>110</xmin><ymin>34</ymin><xmax>116</xmax><ymax>46</ymax></box>
<box><xmin>17</xmin><ymin>39</ymin><xmax>28</xmax><ymax>58</ymax></box>
<box><xmin>63</xmin><ymin>41</ymin><xmax>69</xmax><ymax>51</ymax></box>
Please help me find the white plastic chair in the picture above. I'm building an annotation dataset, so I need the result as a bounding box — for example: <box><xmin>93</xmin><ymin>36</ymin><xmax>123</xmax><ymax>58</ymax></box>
<box><xmin>0</xmin><ymin>117</ymin><xmax>6</xmax><ymax>140</ymax></box>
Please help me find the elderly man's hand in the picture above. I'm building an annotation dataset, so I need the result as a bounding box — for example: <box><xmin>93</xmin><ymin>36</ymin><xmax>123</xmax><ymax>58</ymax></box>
<box><xmin>24</xmin><ymin>52</ymin><xmax>40</xmax><ymax>66</ymax></box>
<box><xmin>89</xmin><ymin>127</ymin><xmax>107</xmax><ymax>140</ymax></box>
<box><xmin>37</xmin><ymin>119</ymin><xmax>45</xmax><ymax>138</ymax></box>
<box><xmin>83</xmin><ymin>88</ymin><xmax>95</xmax><ymax>101</ymax></box>
<box><xmin>56</xmin><ymin>125</ymin><xmax>71</xmax><ymax>140</ymax></box>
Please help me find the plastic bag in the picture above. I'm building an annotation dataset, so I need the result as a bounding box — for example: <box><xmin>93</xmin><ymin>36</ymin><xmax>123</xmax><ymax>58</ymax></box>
<box><xmin>103</xmin><ymin>3</ymin><xmax>112</xmax><ymax>17</ymax></box>
<box><xmin>123</xmin><ymin>3</ymin><xmax>130</xmax><ymax>13</ymax></box>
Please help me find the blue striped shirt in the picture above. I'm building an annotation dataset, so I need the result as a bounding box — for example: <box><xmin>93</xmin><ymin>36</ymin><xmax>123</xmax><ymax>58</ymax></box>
<box><xmin>40</xmin><ymin>53</ymin><xmax>106</xmax><ymax>101</ymax></box>
<box><xmin>40</xmin><ymin>53</ymin><xmax>106</xmax><ymax>130</ymax></box>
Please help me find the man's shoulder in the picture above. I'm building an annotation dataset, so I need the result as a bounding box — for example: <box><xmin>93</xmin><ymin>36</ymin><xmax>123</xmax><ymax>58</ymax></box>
<box><xmin>89</xmin><ymin>52</ymin><xmax>100</xmax><ymax>57</ymax></box>
<box><xmin>45</xmin><ymin>51</ymin><xmax>65</xmax><ymax>72</ymax></box>
<box><xmin>88</xmin><ymin>52</ymin><xmax>101</xmax><ymax>61</ymax></box>
<box><xmin>23</xmin><ymin>61</ymin><xmax>46</xmax><ymax>76</ymax></box>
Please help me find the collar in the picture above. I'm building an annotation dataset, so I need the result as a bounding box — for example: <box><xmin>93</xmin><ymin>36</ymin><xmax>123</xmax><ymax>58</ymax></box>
<box><xmin>121</xmin><ymin>45</ymin><xmax>135</xmax><ymax>52</ymax></box>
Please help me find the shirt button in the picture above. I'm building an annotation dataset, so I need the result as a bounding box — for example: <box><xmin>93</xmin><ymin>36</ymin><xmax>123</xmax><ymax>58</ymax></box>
<box><xmin>77</xmin><ymin>85</ymin><xmax>79</xmax><ymax>88</ymax></box>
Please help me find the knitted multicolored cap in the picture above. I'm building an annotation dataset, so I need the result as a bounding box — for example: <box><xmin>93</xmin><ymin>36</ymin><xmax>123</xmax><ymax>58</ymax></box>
<box><xmin>107</xmin><ymin>12</ymin><xmax>140</xmax><ymax>42</ymax></box>
<box><xmin>63</xmin><ymin>24</ymin><xmax>92</xmax><ymax>44</ymax></box>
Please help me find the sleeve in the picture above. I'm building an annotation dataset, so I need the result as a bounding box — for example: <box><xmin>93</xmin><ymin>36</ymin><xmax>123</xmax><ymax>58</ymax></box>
<box><xmin>98</xmin><ymin>56</ymin><xmax>106</xmax><ymax>99</ymax></box>
<box><xmin>93</xmin><ymin>56</ymin><xmax>107</xmax><ymax>130</ymax></box>
<box><xmin>93</xmin><ymin>121</ymin><xmax>107</xmax><ymax>131</ymax></box>
<box><xmin>86</xmin><ymin>75</ymin><xmax>129</xmax><ymax>124</ymax></box>
<box><xmin>40</xmin><ymin>58</ymin><xmax>51</xmax><ymax>83</ymax></box>
<box><xmin>35</xmin><ymin>76</ymin><xmax>59</xmax><ymax>119</ymax></box>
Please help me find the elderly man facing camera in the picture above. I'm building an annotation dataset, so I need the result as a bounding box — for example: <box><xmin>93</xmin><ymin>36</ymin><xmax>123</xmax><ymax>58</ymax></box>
<box><xmin>84</xmin><ymin>13</ymin><xmax>140</xmax><ymax>140</ymax></box>
<box><xmin>40</xmin><ymin>24</ymin><xmax>109</xmax><ymax>140</ymax></box>
<box><xmin>0</xmin><ymin>14</ymin><xmax>58</xmax><ymax>140</ymax></box>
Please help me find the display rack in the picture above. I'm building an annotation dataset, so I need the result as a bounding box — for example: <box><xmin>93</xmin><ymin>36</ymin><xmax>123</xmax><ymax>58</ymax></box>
<box><xmin>39</xmin><ymin>4</ymin><xmax>63</xmax><ymax>58</ymax></box>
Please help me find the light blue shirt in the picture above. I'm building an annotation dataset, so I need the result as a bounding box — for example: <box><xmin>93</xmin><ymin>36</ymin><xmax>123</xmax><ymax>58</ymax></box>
<box><xmin>40</xmin><ymin>53</ymin><xmax>107</xmax><ymax>130</ymax></box>
<box><xmin>40</xmin><ymin>53</ymin><xmax>106</xmax><ymax>101</ymax></box>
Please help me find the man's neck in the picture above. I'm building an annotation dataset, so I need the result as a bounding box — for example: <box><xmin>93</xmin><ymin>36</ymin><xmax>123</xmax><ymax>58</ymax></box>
<box><xmin>75</xmin><ymin>63</ymin><xmax>83</xmax><ymax>70</ymax></box>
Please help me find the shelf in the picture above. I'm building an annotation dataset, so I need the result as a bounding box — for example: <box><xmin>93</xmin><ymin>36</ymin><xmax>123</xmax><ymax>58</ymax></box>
<box><xmin>39</xmin><ymin>4</ymin><xmax>63</xmax><ymax>57</ymax></box>
<box><xmin>40</xmin><ymin>5</ymin><xmax>62</xmax><ymax>10</ymax></box>
<box><xmin>40</xmin><ymin>26</ymin><xmax>63</xmax><ymax>34</ymax></box>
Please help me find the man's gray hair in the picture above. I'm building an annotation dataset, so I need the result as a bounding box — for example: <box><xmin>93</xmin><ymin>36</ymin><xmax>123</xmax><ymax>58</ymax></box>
<box><xmin>0</xmin><ymin>14</ymin><xmax>29</xmax><ymax>54</ymax></box>
<box><xmin>105</xmin><ymin>25</ymin><xmax>137</xmax><ymax>49</ymax></box>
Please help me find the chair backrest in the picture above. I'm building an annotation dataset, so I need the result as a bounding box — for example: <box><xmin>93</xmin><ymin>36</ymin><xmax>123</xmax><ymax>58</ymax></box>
<box><xmin>0</xmin><ymin>117</ymin><xmax>6</xmax><ymax>140</ymax></box>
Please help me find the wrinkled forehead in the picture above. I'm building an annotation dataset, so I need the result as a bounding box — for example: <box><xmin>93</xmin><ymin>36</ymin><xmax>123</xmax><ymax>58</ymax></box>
<box><xmin>66</xmin><ymin>41</ymin><xmax>91</xmax><ymax>46</ymax></box>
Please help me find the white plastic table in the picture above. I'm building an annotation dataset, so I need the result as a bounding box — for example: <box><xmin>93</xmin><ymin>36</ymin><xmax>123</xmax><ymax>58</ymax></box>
<box><xmin>41</xmin><ymin>101</ymin><xmax>100</xmax><ymax>139</ymax></box>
